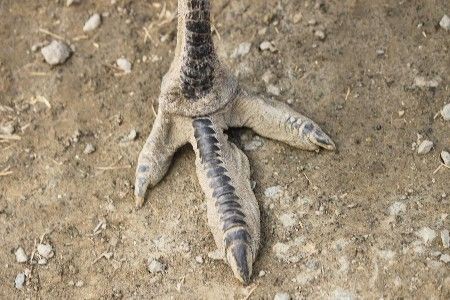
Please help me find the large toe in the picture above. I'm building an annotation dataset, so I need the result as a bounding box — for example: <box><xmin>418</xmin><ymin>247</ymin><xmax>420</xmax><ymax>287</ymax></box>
<box><xmin>307</xmin><ymin>126</ymin><xmax>336</xmax><ymax>151</ymax></box>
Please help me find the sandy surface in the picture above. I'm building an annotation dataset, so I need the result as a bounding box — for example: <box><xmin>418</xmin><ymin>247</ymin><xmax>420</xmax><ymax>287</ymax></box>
<box><xmin>0</xmin><ymin>0</ymin><xmax>449</xmax><ymax>299</ymax></box>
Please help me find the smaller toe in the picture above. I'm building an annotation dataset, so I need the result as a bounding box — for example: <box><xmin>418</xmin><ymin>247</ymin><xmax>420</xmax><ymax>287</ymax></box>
<box><xmin>135</xmin><ymin>195</ymin><xmax>145</xmax><ymax>209</ymax></box>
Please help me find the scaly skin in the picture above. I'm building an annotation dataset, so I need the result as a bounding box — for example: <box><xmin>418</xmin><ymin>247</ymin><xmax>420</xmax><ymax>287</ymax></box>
<box><xmin>134</xmin><ymin>0</ymin><xmax>335</xmax><ymax>284</ymax></box>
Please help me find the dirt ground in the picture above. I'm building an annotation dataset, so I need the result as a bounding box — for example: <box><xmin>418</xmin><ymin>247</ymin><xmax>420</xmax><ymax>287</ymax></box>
<box><xmin>1</xmin><ymin>0</ymin><xmax>449</xmax><ymax>299</ymax></box>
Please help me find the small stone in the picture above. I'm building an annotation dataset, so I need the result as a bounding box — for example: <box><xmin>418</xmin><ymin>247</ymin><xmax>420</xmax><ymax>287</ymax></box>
<box><xmin>441</xmin><ymin>151</ymin><xmax>450</xmax><ymax>166</ymax></box>
<box><xmin>83</xmin><ymin>143</ymin><xmax>96</xmax><ymax>154</ymax></box>
<box><xmin>83</xmin><ymin>14</ymin><xmax>102</xmax><ymax>32</ymax></box>
<box><xmin>231</xmin><ymin>42</ymin><xmax>251</xmax><ymax>58</ymax></box>
<box><xmin>0</xmin><ymin>123</ymin><xmax>14</xmax><ymax>135</ymax></box>
<box><xmin>441</xmin><ymin>229</ymin><xmax>449</xmax><ymax>248</ymax></box>
<box><xmin>75</xmin><ymin>280</ymin><xmax>84</xmax><ymax>287</ymax></box>
<box><xmin>262</xmin><ymin>70</ymin><xmax>275</xmax><ymax>84</ymax></box>
<box><xmin>258</xmin><ymin>270</ymin><xmax>266</xmax><ymax>277</ymax></box>
<box><xmin>417</xmin><ymin>140</ymin><xmax>433</xmax><ymax>155</ymax></box>
<box><xmin>279</xmin><ymin>213</ymin><xmax>297</xmax><ymax>228</ymax></box>
<box><xmin>15</xmin><ymin>273</ymin><xmax>26</xmax><ymax>289</ymax></box>
<box><xmin>147</xmin><ymin>259</ymin><xmax>166</xmax><ymax>273</ymax></box>
<box><xmin>292</xmin><ymin>13</ymin><xmax>302</xmax><ymax>24</ymax></box>
<box><xmin>260</xmin><ymin>41</ymin><xmax>277</xmax><ymax>52</ymax></box>
<box><xmin>31</xmin><ymin>42</ymin><xmax>47</xmax><ymax>52</ymax></box>
<box><xmin>274</xmin><ymin>292</ymin><xmax>290</xmax><ymax>300</ymax></box>
<box><xmin>15</xmin><ymin>247</ymin><xmax>28</xmax><ymax>263</ymax></box>
<box><xmin>414</xmin><ymin>76</ymin><xmax>441</xmax><ymax>88</ymax></box>
<box><xmin>66</xmin><ymin>0</ymin><xmax>80</xmax><ymax>6</ymax></box>
<box><xmin>244</xmin><ymin>137</ymin><xmax>264</xmax><ymax>151</ymax></box>
<box><xmin>441</xmin><ymin>254</ymin><xmax>450</xmax><ymax>263</ymax></box>
<box><xmin>398</xmin><ymin>110</ymin><xmax>405</xmax><ymax>117</ymax></box>
<box><xmin>41</xmin><ymin>40</ymin><xmax>72</xmax><ymax>65</ymax></box>
<box><xmin>308</xmin><ymin>19</ymin><xmax>317</xmax><ymax>26</ymax></box>
<box><xmin>37</xmin><ymin>243</ymin><xmax>54</xmax><ymax>259</ymax></box>
<box><xmin>376</xmin><ymin>49</ymin><xmax>385</xmax><ymax>56</ymax></box>
<box><xmin>314</xmin><ymin>30</ymin><xmax>326</xmax><ymax>40</ymax></box>
<box><xmin>195</xmin><ymin>255</ymin><xmax>204</xmax><ymax>264</ymax></box>
<box><xmin>264</xmin><ymin>185</ymin><xmax>283</xmax><ymax>199</ymax></box>
<box><xmin>38</xmin><ymin>258</ymin><xmax>47</xmax><ymax>265</ymax></box>
<box><xmin>439</xmin><ymin>15</ymin><xmax>450</xmax><ymax>30</ymax></box>
<box><xmin>415</xmin><ymin>227</ymin><xmax>436</xmax><ymax>244</ymax></box>
<box><xmin>121</xmin><ymin>129</ymin><xmax>137</xmax><ymax>143</ymax></box>
<box><xmin>388</xmin><ymin>201</ymin><xmax>406</xmax><ymax>216</ymax></box>
<box><xmin>267</xmin><ymin>84</ymin><xmax>280</xmax><ymax>96</ymax></box>
<box><xmin>441</xmin><ymin>103</ymin><xmax>450</xmax><ymax>121</ymax></box>
<box><xmin>116</xmin><ymin>57</ymin><xmax>132</xmax><ymax>73</ymax></box>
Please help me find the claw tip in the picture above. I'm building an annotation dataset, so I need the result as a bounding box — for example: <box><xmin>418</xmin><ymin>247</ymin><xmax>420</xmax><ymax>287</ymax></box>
<box><xmin>135</xmin><ymin>196</ymin><xmax>145</xmax><ymax>209</ymax></box>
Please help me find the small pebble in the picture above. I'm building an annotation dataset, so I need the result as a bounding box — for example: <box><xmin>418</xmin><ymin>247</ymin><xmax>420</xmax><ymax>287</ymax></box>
<box><xmin>0</xmin><ymin>123</ymin><xmax>15</xmax><ymax>135</ymax></box>
<box><xmin>41</xmin><ymin>40</ymin><xmax>72</xmax><ymax>65</ymax></box>
<box><xmin>83</xmin><ymin>14</ymin><xmax>102</xmax><ymax>32</ymax></box>
<box><xmin>267</xmin><ymin>84</ymin><xmax>280</xmax><ymax>96</ymax></box>
<box><xmin>231</xmin><ymin>42</ymin><xmax>251</xmax><ymax>58</ymax></box>
<box><xmin>279</xmin><ymin>213</ymin><xmax>297</xmax><ymax>228</ymax></box>
<box><xmin>308</xmin><ymin>19</ymin><xmax>317</xmax><ymax>26</ymax></box>
<box><xmin>67</xmin><ymin>0</ymin><xmax>80</xmax><ymax>6</ymax></box>
<box><xmin>441</xmin><ymin>229</ymin><xmax>449</xmax><ymax>248</ymax></box>
<box><xmin>121</xmin><ymin>129</ymin><xmax>137</xmax><ymax>143</ymax></box>
<box><xmin>417</xmin><ymin>140</ymin><xmax>433</xmax><ymax>155</ymax></box>
<box><xmin>292</xmin><ymin>13</ymin><xmax>302</xmax><ymax>24</ymax></box>
<box><xmin>260</xmin><ymin>41</ymin><xmax>277</xmax><ymax>52</ymax></box>
<box><xmin>195</xmin><ymin>255</ymin><xmax>204</xmax><ymax>264</ymax></box>
<box><xmin>376</xmin><ymin>49</ymin><xmax>385</xmax><ymax>56</ymax></box>
<box><xmin>414</xmin><ymin>76</ymin><xmax>441</xmax><ymax>88</ymax></box>
<box><xmin>83</xmin><ymin>143</ymin><xmax>96</xmax><ymax>154</ymax></box>
<box><xmin>261</xmin><ymin>70</ymin><xmax>275</xmax><ymax>84</ymax></box>
<box><xmin>439</xmin><ymin>15</ymin><xmax>450</xmax><ymax>30</ymax></box>
<box><xmin>75</xmin><ymin>280</ymin><xmax>84</xmax><ymax>287</ymax></box>
<box><xmin>37</xmin><ymin>243</ymin><xmax>54</xmax><ymax>259</ymax></box>
<box><xmin>441</xmin><ymin>103</ymin><xmax>450</xmax><ymax>121</ymax></box>
<box><xmin>117</xmin><ymin>57</ymin><xmax>132</xmax><ymax>73</ymax></box>
<box><xmin>38</xmin><ymin>258</ymin><xmax>47</xmax><ymax>265</ymax></box>
<box><xmin>15</xmin><ymin>273</ymin><xmax>26</xmax><ymax>289</ymax></box>
<box><xmin>388</xmin><ymin>201</ymin><xmax>406</xmax><ymax>216</ymax></box>
<box><xmin>441</xmin><ymin>254</ymin><xmax>450</xmax><ymax>263</ymax></box>
<box><xmin>147</xmin><ymin>259</ymin><xmax>166</xmax><ymax>273</ymax></box>
<box><xmin>398</xmin><ymin>110</ymin><xmax>405</xmax><ymax>117</ymax></box>
<box><xmin>441</xmin><ymin>151</ymin><xmax>450</xmax><ymax>166</ymax></box>
<box><xmin>415</xmin><ymin>227</ymin><xmax>436</xmax><ymax>244</ymax></box>
<box><xmin>258</xmin><ymin>270</ymin><xmax>266</xmax><ymax>277</ymax></box>
<box><xmin>15</xmin><ymin>247</ymin><xmax>28</xmax><ymax>263</ymax></box>
<box><xmin>264</xmin><ymin>186</ymin><xmax>283</xmax><ymax>199</ymax></box>
<box><xmin>314</xmin><ymin>30</ymin><xmax>326</xmax><ymax>40</ymax></box>
<box><xmin>274</xmin><ymin>292</ymin><xmax>290</xmax><ymax>300</ymax></box>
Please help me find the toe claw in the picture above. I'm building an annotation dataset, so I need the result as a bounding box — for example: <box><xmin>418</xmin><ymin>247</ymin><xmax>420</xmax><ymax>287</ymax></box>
<box><xmin>309</xmin><ymin>128</ymin><xmax>336</xmax><ymax>151</ymax></box>
<box><xmin>135</xmin><ymin>195</ymin><xmax>145</xmax><ymax>209</ymax></box>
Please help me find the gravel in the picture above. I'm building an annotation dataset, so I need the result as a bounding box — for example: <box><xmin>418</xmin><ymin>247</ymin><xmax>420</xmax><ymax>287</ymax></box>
<box><xmin>388</xmin><ymin>201</ymin><xmax>406</xmax><ymax>216</ymax></box>
<box><xmin>441</xmin><ymin>151</ymin><xmax>450</xmax><ymax>166</ymax></box>
<box><xmin>415</xmin><ymin>227</ymin><xmax>436</xmax><ymax>244</ymax></box>
<box><xmin>417</xmin><ymin>140</ymin><xmax>433</xmax><ymax>155</ymax></box>
<box><xmin>441</xmin><ymin>103</ymin><xmax>450</xmax><ymax>121</ymax></box>
<box><xmin>15</xmin><ymin>247</ymin><xmax>28</xmax><ymax>263</ymax></box>
<box><xmin>84</xmin><ymin>143</ymin><xmax>96</xmax><ymax>154</ymax></box>
<box><xmin>264</xmin><ymin>185</ymin><xmax>283</xmax><ymax>199</ymax></box>
<box><xmin>231</xmin><ymin>42</ymin><xmax>251</xmax><ymax>58</ymax></box>
<box><xmin>195</xmin><ymin>255</ymin><xmax>204</xmax><ymax>264</ymax></box>
<box><xmin>148</xmin><ymin>258</ymin><xmax>166</xmax><ymax>273</ymax></box>
<box><xmin>83</xmin><ymin>14</ymin><xmax>102</xmax><ymax>32</ymax></box>
<box><xmin>37</xmin><ymin>243</ymin><xmax>54</xmax><ymax>259</ymax></box>
<box><xmin>314</xmin><ymin>30</ymin><xmax>326</xmax><ymax>40</ymax></box>
<box><xmin>274</xmin><ymin>292</ymin><xmax>291</xmax><ymax>300</ymax></box>
<box><xmin>66</xmin><ymin>0</ymin><xmax>80</xmax><ymax>6</ymax></box>
<box><xmin>117</xmin><ymin>58</ymin><xmax>132</xmax><ymax>73</ymax></box>
<box><xmin>439</xmin><ymin>15</ymin><xmax>450</xmax><ymax>30</ymax></box>
<box><xmin>267</xmin><ymin>84</ymin><xmax>281</xmax><ymax>96</ymax></box>
<box><xmin>15</xmin><ymin>272</ymin><xmax>26</xmax><ymax>289</ymax></box>
<box><xmin>41</xmin><ymin>40</ymin><xmax>72</xmax><ymax>65</ymax></box>
<box><xmin>414</xmin><ymin>76</ymin><xmax>441</xmax><ymax>88</ymax></box>
<box><xmin>279</xmin><ymin>213</ymin><xmax>297</xmax><ymax>228</ymax></box>
<box><xmin>260</xmin><ymin>41</ymin><xmax>277</xmax><ymax>52</ymax></box>
<box><xmin>441</xmin><ymin>230</ymin><xmax>449</xmax><ymax>248</ymax></box>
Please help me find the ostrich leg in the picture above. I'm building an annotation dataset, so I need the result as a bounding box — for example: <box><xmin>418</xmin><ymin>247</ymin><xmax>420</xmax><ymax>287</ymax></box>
<box><xmin>134</xmin><ymin>0</ymin><xmax>335</xmax><ymax>284</ymax></box>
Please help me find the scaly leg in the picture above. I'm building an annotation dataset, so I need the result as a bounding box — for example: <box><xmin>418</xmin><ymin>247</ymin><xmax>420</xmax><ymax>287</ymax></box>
<box><xmin>231</xmin><ymin>90</ymin><xmax>335</xmax><ymax>151</ymax></box>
